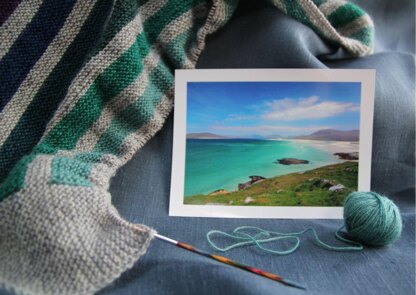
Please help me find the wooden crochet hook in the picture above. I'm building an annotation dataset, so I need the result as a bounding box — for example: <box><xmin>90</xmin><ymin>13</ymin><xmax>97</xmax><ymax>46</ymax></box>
<box><xmin>154</xmin><ymin>233</ymin><xmax>306</xmax><ymax>290</ymax></box>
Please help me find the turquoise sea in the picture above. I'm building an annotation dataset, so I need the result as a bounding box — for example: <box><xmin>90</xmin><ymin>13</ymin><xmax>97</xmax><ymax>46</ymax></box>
<box><xmin>184</xmin><ymin>139</ymin><xmax>343</xmax><ymax>197</ymax></box>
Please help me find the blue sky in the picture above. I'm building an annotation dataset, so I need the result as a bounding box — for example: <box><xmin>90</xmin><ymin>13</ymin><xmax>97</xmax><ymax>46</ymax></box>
<box><xmin>186</xmin><ymin>81</ymin><xmax>361</xmax><ymax>138</ymax></box>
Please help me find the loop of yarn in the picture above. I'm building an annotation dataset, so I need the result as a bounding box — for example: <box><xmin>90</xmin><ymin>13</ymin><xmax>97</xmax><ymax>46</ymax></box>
<box><xmin>206</xmin><ymin>192</ymin><xmax>402</xmax><ymax>254</ymax></box>
<box><xmin>207</xmin><ymin>226</ymin><xmax>363</xmax><ymax>255</ymax></box>
<box><xmin>343</xmin><ymin>192</ymin><xmax>402</xmax><ymax>246</ymax></box>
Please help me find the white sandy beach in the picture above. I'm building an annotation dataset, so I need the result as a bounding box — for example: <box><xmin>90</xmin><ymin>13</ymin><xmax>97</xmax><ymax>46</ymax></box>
<box><xmin>271</xmin><ymin>139</ymin><xmax>359</xmax><ymax>154</ymax></box>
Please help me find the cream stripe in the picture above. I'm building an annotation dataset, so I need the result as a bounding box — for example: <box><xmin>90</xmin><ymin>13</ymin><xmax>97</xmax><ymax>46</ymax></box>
<box><xmin>43</xmin><ymin>0</ymin><xmax>167</xmax><ymax>138</ymax></box>
<box><xmin>24</xmin><ymin>154</ymin><xmax>53</xmax><ymax>185</ymax></box>
<box><xmin>337</xmin><ymin>14</ymin><xmax>373</xmax><ymax>37</ymax></box>
<box><xmin>158</xmin><ymin>3</ymin><xmax>207</xmax><ymax>45</ymax></box>
<box><xmin>119</xmin><ymin>88</ymin><xmax>174</xmax><ymax>165</ymax></box>
<box><xmin>0</xmin><ymin>0</ymin><xmax>43</xmax><ymax>60</ymax></box>
<box><xmin>187</xmin><ymin>0</ymin><xmax>227</xmax><ymax>66</ymax></box>
<box><xmin>318</xmin><ymin>0</ymin><xmax>346</xmax><ymax>17</ymax></box>
<box><xmin>88</xmin><ymin>89</ymin><xmax>173</xmax><ymax>180</ymax></box>
<box><xmin>297</xmin><ymin>0</ymin><xmax>343</xmax><ymax>42</ymax></box>
<box><xmin>75</xmin><ymin>51</ymin><xmax>161</xmax><ymax>151</ymax></box>
<box><xmin>299</xmin><ymin>0</ymin><xmax>371</xmax><ymax>56</ymax></box>
<box><xmin>75</xmin><ymin>6</ymin><xmax>201</xmax><ymax>151</ymax></box>
<box><xmin>0</xmin><ymin>0</ymin><xmax>98</xmax><ymax>147</ymax></box>
<box><xmin>270</xmin><ymin>0</ymin><xmax>287</xmax><ymax>14</ymax></box>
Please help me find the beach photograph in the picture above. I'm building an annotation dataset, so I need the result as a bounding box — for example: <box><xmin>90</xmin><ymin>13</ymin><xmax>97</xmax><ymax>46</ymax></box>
<box><xmin>183</xmin><ymin>81</ymin><xmax>362</xmax><ymax>207</ymax></box>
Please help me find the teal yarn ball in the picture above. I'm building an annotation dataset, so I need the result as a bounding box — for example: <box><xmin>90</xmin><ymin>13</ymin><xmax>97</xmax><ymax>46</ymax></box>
<box><xmin>343</xmin><ymin>192</ymin><xmax>403</xmax><ymax>246</ymax></box>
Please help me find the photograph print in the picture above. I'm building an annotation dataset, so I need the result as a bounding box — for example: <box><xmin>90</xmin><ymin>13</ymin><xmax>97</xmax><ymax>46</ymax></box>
<box><xmin>170</xmin><ymin>69</ymin><xmax>375</xmax><ymax>218</ymax></box>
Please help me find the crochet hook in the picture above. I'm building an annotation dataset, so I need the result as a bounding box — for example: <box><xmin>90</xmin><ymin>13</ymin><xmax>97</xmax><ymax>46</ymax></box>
<box><xmin>154</xmin><ymin>233</ymin><xmax>306</xmax><ymax>290</ymax></box>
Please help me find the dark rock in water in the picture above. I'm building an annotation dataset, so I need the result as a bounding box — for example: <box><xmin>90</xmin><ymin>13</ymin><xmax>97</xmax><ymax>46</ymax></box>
<box><xmin>276</xmin><ymin>158</ymin><xmax>309</xmax><ymax>165</ymax></box>
<box><xmin>334</xmin><ymin>152</ymin><xmax>359</xmax><ymax>160</ymax></box>
<box><xmin>238</xmin><ymin>175</ymin><xmax>266</xmax><ymax>190</ymax></box>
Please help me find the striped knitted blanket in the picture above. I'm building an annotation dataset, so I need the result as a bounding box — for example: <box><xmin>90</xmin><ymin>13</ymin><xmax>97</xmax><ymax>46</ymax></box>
<box><xmin>0</xmin><ymin>1</ymin><xmax>373</xmax><ymax>294</ymax></box>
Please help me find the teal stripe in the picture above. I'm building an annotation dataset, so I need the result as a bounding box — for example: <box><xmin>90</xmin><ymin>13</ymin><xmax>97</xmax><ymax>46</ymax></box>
<box><xmin>283</xmin><ymin>0</ymin><xmax>311</xmax><ymax>27</ymax></box>
<box><xmin>349</xmin><ymin>26</ymin><xmax>373</xmax><ymax>46</ymax></box>
<box><xmin>94</xmin><ymin>61</ymin><xmax>173</xmax><ymax>155</ymax></box>
<box><xmin>283</xmin><ymin>0</ymin><xmax>322</xmax><ymax>39</ymax></box>
<box><xmin>327</xmin><ymin>3</ymin><xmax>365</xmax><ymax>29</ymax></box>
<box><xmin>50</xmin><ymin>156</ymin><xmax>92</xmax><ymax>186</ymax></box>
<box><xmin>282</xmin><ymin>0</ymin><xmax>324</xmax><ymax>35</ymax></box>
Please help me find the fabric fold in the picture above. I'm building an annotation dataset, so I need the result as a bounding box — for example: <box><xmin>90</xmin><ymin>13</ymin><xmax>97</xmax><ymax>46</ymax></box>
<box><xmin>0</xmin><ymin>1</ymin><xmax>374</xmax><ymax>294</ymax></box>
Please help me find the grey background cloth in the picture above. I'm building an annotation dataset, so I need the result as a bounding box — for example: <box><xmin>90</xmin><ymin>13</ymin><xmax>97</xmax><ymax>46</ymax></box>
<box><xmin>2</xmin><ymin>0</ymin><xmax>414</xmax><ymax>294</ymax></box>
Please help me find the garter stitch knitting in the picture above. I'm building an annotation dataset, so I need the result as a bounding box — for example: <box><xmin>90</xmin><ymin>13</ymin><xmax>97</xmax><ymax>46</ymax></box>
<box><xmin>0</xmin><ymin>1</ymin><xmax>374</xmax><ymax>294</ymax></box>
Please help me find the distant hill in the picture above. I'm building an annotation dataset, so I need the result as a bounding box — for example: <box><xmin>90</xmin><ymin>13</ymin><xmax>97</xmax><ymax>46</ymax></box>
<box><xmin>294</xmin><ymin>129</ymin><xmax>359</xmax><ymax>141</ymax></box>
<box><xmin>187</xmin><ymin>132</ymin><xmax>229</xmax><ymax>139</ymax></box>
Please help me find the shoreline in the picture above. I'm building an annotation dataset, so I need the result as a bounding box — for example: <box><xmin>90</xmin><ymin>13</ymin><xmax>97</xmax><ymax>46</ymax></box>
<box><xmin>185</xmin><ymin>139</ymin><xmax>359</xmax><ymax>197</ymax></box>
<box><xmin>270</xmin><ymin>138</ymin><xmax>359</xmax><ymax>154</ymax></box>
<box><xmin>185</xmin><ymin>161</ymin><xmax>355</xmax><ymax>198</ymax></box>
<box><xmin>184</xmin><ymin>161</ymin><xmax>358</xmax><ymax>206</ymax></box>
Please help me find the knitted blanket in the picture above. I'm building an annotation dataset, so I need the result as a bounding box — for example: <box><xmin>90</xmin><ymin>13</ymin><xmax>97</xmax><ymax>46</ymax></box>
<box><xmin>0</xmin><ymin>1</ymin><xmax>373</xmax><ymax>294</ymax></box>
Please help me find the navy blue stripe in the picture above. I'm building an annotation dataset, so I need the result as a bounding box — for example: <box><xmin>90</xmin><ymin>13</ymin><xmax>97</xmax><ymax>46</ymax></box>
<box><xmin>0</xmin><ymin>0</ymin><xmax>76</xmax><ymax>111</ymax></box>
<box><xmin>0</xmin><ymin>0</ymin><xmax>113</xmax><ymax>183</ymax></box>
<box><xmin>0</xmin><ymin>0</ymin><xmax>22</xmax><ymax>25</ymax></box>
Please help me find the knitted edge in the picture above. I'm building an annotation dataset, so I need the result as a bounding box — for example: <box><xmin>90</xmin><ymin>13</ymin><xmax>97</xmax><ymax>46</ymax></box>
<box><xmin>0</xmin><ymin>1</ymin><xmax>237</xmax><ymax>294</ymax></box>
<box><xmin>0</xmin><ymin>168</ymin><xmax>155</xmax><ymax>295</ymax></box>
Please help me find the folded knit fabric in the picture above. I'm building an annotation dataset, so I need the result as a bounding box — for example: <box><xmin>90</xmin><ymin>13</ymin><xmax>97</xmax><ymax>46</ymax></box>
<box><xmin>0</xmin><ymin>1</ymin><xmax>374</xmax><ymax>294</ymax></box>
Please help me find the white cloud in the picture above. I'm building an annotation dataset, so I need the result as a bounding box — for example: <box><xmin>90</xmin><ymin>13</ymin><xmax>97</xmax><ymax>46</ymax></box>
<box><xmin>225</xmin><ymin>114</ymin><xmax>258</xmax><ymax>121</ymax></box>
<box><xmin>210</xmin><ymin>124</ymin><xmax>330</xmax><ymax>136</ymax></box>
<box><xmin>262</xmin><ymin>96</ymin><xmax>359</xmax><ymax>121</ymax></box>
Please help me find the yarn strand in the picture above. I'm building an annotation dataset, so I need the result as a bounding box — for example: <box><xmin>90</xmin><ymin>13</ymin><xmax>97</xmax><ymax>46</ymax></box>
<box><xmin>207</xmin><ymin>225</ymin><xmax>363</xmax><ymax>255</ymax></box>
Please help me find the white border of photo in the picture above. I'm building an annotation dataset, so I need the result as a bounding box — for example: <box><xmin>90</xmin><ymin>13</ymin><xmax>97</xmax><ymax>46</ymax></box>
<box><xmin>169</xmin><ymin>69</ymin><xmax>375</xmax><ymax>219</ymax></box>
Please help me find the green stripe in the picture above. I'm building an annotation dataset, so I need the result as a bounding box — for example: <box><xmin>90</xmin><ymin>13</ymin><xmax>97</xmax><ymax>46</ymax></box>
<box><xmin>313</xmin><ymin>0</ymin><xmax>327</xmax><ymax>7</ymax></box>
<box><xmin>327</xmin><ymin>3</ymin><xmax>365</xmax><ymax>29</ymax></box>
<box><xmin>93</xmin><ymin>0</ymin><xmax>143</xmax><ymax>54</ymax></box>
<box><xmin>144</xmin><ymin>0</ymin><xmax>204</xmax><ymax>44</ymax></box>
<box><xmin>164</xmin><ymin>17</ymin><xmax>205</xmax><ymax>68</ymax></box>
<box><xmin>0</xmin><ymin>154</ymin><xmax>36</xmax><ymax>201</ymax></box>
<box><xmin>349</xmin><ymin>26</ymin><xmax>373</xmax><ymax>46</ymax></box>
<box><xmin>42</xmin><ymin>34</ymin><xmax>148</xmax><ymax>150</ymax></box>
<box><xmin>94</xmin><ymin>61</ymin><xmax>173</xmax><ymax>155</ymax></box>
<box><xmin>42</xmin><ymin>0</ymin><xmax>202</xmax><ymax>151</ymax></box>
<box><xmin>165</xmin><ymin>29</ymin><xmax>195</xmax><ymax>68</ymax></box>
<box><xmin>75</xmin><ymin>152</ymin><xmax>104</xmax><ymax>163</ymax></box>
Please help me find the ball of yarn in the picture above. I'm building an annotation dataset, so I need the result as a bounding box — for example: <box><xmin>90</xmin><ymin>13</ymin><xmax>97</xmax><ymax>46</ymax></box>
<box><xmin>343</xmin><ymin>192</ymin><xmax>402</xmax><ymax>246</ymax></box>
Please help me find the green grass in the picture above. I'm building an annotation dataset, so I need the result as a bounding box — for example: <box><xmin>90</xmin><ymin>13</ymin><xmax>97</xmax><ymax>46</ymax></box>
<box><xmin>184</xmin><ymin>161</ymin><xmax>358</xmax><ymax>207</ymax></box>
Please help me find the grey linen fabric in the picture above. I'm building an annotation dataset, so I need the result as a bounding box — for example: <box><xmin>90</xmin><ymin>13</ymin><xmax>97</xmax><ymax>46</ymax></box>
<box><xmin>1</xmin><ymin>0</ymin><xmax>414</xmax><ymax>294</ymax></box>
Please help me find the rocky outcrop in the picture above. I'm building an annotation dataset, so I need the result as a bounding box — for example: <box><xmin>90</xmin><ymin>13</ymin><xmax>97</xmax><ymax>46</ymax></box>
<box><xmin>238</xmin><ymin>175</ymin><xmax>265</xmax><ymax>190</ymax></box>
<box><xmin>244</xmin><ymin>197</ymin><xmax>255</xmax><ymax>204</ymax></box>
<box><xmin>334</xmin><ymin>152</ymin><xmax>359</xmax><ymax>160</ymax></box>
<box><xmin>329</xmin><ymin>184</ymin><xmax>345</xmax><ymax>192</ymax></box>
<box><xmin>208</xmin><ymin>189</ymin><xmax>228</xmax><ymax>196</ymax></box>
<box><xmin>276</xmin><ymin>158</ymin><xmax>309</xmax><ymax>165</ymax></box>
<box><xmin>309</xmin><ymin>178</ymin><xmax>336</xmax><ymax>189</ymax></box>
